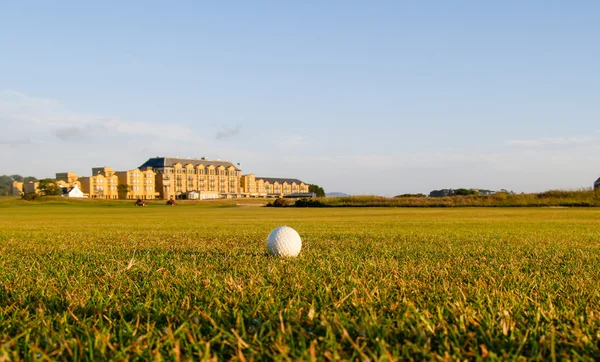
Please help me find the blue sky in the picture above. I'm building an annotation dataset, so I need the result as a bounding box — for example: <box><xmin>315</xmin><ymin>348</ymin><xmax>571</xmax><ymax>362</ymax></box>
<box><xmin>1</xmin><ymin>1</ymin><xmax>599</xmax><ymax>195</ymax></box>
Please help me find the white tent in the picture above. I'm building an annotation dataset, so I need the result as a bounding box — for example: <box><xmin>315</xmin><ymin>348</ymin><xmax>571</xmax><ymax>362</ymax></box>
<box><xmin>62</xmin><ymin>184</ymin><xmax>85</xmax><ymax>198</ymax></box>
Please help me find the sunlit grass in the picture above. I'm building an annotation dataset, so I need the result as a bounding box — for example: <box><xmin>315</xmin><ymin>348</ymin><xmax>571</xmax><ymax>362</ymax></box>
<box><xmin>0</xmin><ymin>201</ymin><xmax>599</xmax><ymax>360</ymax></box>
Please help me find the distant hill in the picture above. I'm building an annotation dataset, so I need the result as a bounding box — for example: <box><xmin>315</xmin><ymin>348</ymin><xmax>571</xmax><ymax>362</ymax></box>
<box><xmin>326</xmin><ymin>192</ymin><xmax>349</xmax><ymax>197</ymax></box>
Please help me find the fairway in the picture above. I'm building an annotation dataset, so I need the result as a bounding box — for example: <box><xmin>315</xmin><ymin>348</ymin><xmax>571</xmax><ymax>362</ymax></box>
<box><xmin>1</xmin><ymin>202</ymin><xmax>599</xmax><ymax>360</ymax></box>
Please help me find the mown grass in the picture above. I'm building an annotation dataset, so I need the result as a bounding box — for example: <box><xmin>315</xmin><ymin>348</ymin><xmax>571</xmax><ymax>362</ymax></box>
<box><xmin>0</xmin><ymin>201</ymin><xmax>599</xmax><ymax>360</ymax></box>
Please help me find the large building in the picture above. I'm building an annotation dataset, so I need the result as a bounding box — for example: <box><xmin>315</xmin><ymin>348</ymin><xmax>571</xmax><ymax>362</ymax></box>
<box><xmin>139</xmin><ymin>157</ymin><xmax>310</xmax><ymax>199</ymax></box>
<box><xmin>115</xmin><ymin>167</ymin><xmax>159</xmax><ymax>200</ymax></box>
<box><xmin>79</xmin><ymin>167</ymin><xmax>120</xmax><ymax>199</ymax></box>
<box><xmin>240</xmin><ymin>175</ymin><xmax>309</xmax><ymax>197</ymax></box>
<box><xmin>139</xmin><ymin>157</ymin><xmax>242</xmax><ymax>199</ymax></box>
<box><xmin>595</xmin><ymin>177</ymin><xmax>600</xmax><ymax>190</ymax></box>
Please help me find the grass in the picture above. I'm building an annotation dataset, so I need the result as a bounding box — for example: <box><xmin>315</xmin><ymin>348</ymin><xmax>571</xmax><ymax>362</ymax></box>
<box><xmin>0</xmin><ymin>200</ymin><xmax>599</xmax><ymax>360</ymax></box>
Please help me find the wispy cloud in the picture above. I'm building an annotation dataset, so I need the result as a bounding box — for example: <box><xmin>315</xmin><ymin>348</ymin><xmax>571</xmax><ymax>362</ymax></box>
<box><xmin>505</xmin><ymin>136</ymin><xmax>596</xmax><ymax>148</ymax></box>
<box><xmin>216</xmin><ymin>125</ymin><xmax>242</xmax><ymax>140</ymax></box>
<box><xmin>0</xmin><ymin>89</ymin><xmax>193</xmax><ymax>142</ymax></box>
<box><xmin>275</xmin><ymin>135</ymin><xmax>307</xmax><ymax>149</ymax></box>
<box><xmin>0</xmin><ymin>138</ymin><xmax>32</xmax><ymax>146</ymax></box>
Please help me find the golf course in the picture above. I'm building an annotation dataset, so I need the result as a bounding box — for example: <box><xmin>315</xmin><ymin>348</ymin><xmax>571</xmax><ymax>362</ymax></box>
<box><xmin>1</xmin><ymin>198</ymin><xmax>599</xmax><ymax>360</ymax></box>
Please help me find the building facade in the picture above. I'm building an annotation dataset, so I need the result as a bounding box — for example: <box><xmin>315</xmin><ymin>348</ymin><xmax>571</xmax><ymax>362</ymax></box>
<box><xmin>240</xmin><ymin>175</ymin><xmax>309</xmax><ymax>197</ymax></box>
<box><xmin>79</xmin><ymin>167</ymin><xmax>119</xmax><ymax>199</ymax></box>
<box><xmin>256</xmin><ymin>177</ymin><xmax>309</xmax><ymax>197</ymax></box>
<box><xmin>115</xmin><ymin>167</ymin><xmax>159</xmax><ymax>200</ymax></box>
<box><xmin>55</xmin><ymin>172</ymin><xmax>82</xmax><ymax>190</ymax></box>
<box><xmin>139</xmin><ymin>157</ymin><xmax>242</xmax><ymax>199</ymax></box>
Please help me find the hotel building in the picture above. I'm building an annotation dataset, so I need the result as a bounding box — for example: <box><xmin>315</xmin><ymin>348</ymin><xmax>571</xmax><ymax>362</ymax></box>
<box><xmin>139</xmin><ymin>157</ymin><xmax>242</xmax><ymax>199</ymax></box>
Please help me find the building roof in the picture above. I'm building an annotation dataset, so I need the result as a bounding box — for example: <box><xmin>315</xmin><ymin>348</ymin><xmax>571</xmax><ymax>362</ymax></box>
<box><xmin>139</xmin><ymin>157</ymin><xmax>241</xmax><ymax>171</ymax></box>
<box><xmin>255</xmin><ymin>177</ymin><xmax>306</xmax><ymax>184</ymax></box>
<box><xmin>283</xmin><ymin>192</ymin><xmax>316</xmax><ymax>198</ymax></box>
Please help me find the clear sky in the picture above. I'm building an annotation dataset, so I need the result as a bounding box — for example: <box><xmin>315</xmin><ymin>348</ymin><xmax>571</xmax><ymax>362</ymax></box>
<box><xmin>1</xmin><ymin>1</ymin><xmax>599</xmax><ymax>196</ymax></box>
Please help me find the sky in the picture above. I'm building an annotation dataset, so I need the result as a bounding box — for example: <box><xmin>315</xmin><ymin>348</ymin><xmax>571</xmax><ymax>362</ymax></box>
<box><xmin>1</xmin><ymin>1</ymin><xmax>599</xmax><ymax>196</ymax></box>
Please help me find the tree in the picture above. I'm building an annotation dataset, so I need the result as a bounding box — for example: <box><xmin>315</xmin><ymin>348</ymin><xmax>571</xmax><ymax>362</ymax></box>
<box><xmin>454</xmin><ymin>188</ymin><xmax>474</xmax><ymax>196</ymax></box>
<box><xmin>0</xmin><ymin>175</ymin><xmax>12</xmax><ymax>196</ymax></box>
<box><xmin>394</xmin><ymin>193</ymin><xmax>426</xmax><ymax>198</ymax></box>
<box><xmin>10</xmin><ymin>174</ymin><xmax>24</xmax><ymax>182</ymax></box>
<box><xmin>117</xmin><ymin>184</ymin><xmax>131</xmax><ymax>199</ymax></box>
<box><xmin>24</xmin><ymin>176</ymin><xmax>38</xmax><ymax>182</ymax></box>
<box><xmin>309</xmin><ymin>184</ymin><xmax>326</xmax><ymax>197</ymax></box>
<box><xmin>429</xmin><ymin>189</ymin><xmax>452</xmax><ymax>197</ymax></box>
<box><xmin>37</xmin><ymin>178</ymin><xmax>62</xmax><ymax>196</ymax></box>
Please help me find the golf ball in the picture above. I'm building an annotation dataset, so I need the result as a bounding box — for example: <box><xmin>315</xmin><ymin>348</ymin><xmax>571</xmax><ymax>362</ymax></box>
<box><xmin>267</xmin><ymin>226</ymin><xmax>302</xmax><ymax>257</ymax></box>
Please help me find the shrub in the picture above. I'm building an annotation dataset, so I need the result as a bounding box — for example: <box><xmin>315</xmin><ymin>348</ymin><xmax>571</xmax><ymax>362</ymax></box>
<box><xmin>272</xmin><ymin>198</ymin><xmax>289</xmax><ymax>207</ymax></box>
<box><xmin>21</xmin><ymin>192</ymin><xmax>39</xmax><ymax>201</ymax></box>
<box><xmin>294</xmin><ymin>198</ymin><xmax>326</xmax><ymax>207</ymax></box>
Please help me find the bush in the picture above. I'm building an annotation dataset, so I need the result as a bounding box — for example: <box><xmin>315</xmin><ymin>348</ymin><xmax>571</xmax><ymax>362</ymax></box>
<box><xmin>21</xmin><ymin>192</ymin><xmax>39</xmax><ymax>201</ymax></box>
<box><xmin>271</xmin><ymin>198</ymin><xmax>289</xmax><ymax>207</ymax></box>
<box><xmin>294</xmin><ymin>198</ymin><xmax>326</xmax><ymax>207</ymax></box>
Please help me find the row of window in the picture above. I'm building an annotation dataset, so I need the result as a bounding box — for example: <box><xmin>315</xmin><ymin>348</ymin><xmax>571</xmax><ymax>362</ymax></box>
<box><xmin>128</xmin><ymin>179</ymin><xmax>153</xmax><ymax>184</ymax></box>
<box><xmin>93</xmin><ymin>186</ymin><xmax>117</xmax><ymax>191</ymax></box>
<box><xmin>129</xmin><ymin>173</ymin><xmax>152</xmax><ymax>178</ymax></box>
<box><xmin>164</xmin><ymin>168</ymin><xmax>240</xmax><ymax>176</ymax></box>
<box><xmin>93</xmin><ymin>179</ymin><xmax>117</xmax><ymax>184</ymax></box>
<box><xmin>129</xmin><ymin>186</ymin><xmax>154</xmax><ymax>191</ymax></box>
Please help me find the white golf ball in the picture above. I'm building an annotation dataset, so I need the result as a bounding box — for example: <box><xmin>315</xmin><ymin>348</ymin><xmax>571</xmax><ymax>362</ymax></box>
<box><xmin>267</xmin><ymin>226</ymin><xmax>302</xmax><ymax>257</ymax></box>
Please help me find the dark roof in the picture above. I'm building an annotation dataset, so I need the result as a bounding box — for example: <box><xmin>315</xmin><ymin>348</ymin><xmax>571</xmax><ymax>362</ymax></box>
<box><xmin>283</xmin><ymin>192</ymin><xmax>315</xmax><ymax>198</ymax></box>
<box><xmin>255</xmin><ymin>177</ymin><xmax>306</xmax><ymax>184</ymax></box>
<box><xmin>139</xmin><ymin>157</ymin><xmax>241</xmax><ymax>171</ymax></box>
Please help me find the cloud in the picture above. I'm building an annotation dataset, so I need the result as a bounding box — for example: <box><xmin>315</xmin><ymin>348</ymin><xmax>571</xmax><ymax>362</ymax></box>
<box><xmin>215</xmin><ymin>125</ymin><xmax>242</xmax><ymax>140</ymax></box>
<box><xmin>275</xmin><ymin>135</ymin><xmax>307</xmax><ymax>149</ymax></box>
<box><xmin>55</xmin><ymin>126</ymin><xmax>89</xmax><ymax>141</ymax></box>
<box><xmin>0</xmin><ymin>138</ymin><xmax>32</xmax><ymax>146</ymax></box>
<box><xmin>505</xmin><ymin>136</ymin><xmax>596</xmax><ymax>148</ymax></box>
<box><xmin>0</xmin><ymin>89</ymin><xmax>194</xmax><ymax>143</ymax></box>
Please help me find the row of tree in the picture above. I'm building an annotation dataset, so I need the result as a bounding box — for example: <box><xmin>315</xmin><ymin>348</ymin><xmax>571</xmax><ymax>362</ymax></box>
<box><xmin>394</xmin><ymin>189</ymin><xmax>515</xmax><ymax>198</ymax></box>
<box><xmin>428</xmin><ymin>188</ymin><xmax>513</xmax><ymax>197</ymax></box>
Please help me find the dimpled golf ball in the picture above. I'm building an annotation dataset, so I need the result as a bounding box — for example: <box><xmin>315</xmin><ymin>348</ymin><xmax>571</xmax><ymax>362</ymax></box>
<box><xmin>267</xmin><ymin>226</ymin><xmax>302</xmax><ymax>257</ymax></box>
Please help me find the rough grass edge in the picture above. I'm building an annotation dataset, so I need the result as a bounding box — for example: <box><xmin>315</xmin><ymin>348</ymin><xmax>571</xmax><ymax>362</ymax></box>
<box><xmin>292</xmin><ymin>189</ymin><xmax>600</xmax><ymax>208</ymax></box>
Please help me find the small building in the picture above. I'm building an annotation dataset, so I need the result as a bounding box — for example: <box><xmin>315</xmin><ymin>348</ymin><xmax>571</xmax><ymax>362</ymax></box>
<box><xmin>61</xmin><ymin>184</ymin><xmax>85</xmax><ymax>198</ymax></box>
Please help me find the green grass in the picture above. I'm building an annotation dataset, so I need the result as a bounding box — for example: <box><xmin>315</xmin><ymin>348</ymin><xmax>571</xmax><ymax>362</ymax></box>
<box><xmin>1</xmin><ymin>200</ymin><xmax>599</xmax><ymax>360</ymax></box>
